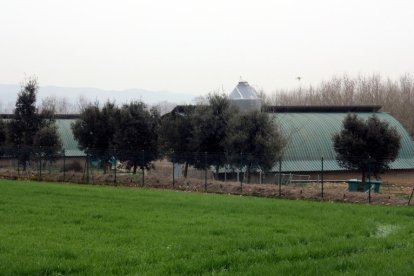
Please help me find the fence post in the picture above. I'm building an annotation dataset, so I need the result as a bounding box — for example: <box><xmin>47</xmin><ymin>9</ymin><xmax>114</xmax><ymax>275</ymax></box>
<box><xmin>39</xmin><ymin>147</ymin><xmax>42</xmax><ymax>180</ymax></box>
<box><xmin>63</xmin><ymin>149</ymin><xmax>66</xmax><ymax>182</ymax></box>
<box><xmin>114</xmin><ymin>149</ymin><xmax>117</xmax><ymax>184</ymax></box>
<box><xmin>86</xmin><ymin>153</ymin><xmax>90</xmax><ymax>183</ymax></box>
<box><xmin>321</xmin><ymin>156</ymin><xmax>324</xmax><ymax>199</ymax></box>
<box><xmin>240</xmin><ymin>152</ymin><xmax>243</xmax><ymax>193</ymax></box>
<box><xmin>16</xmin><ymin>146</ymin><xmax>19</xmax><ymax>176</ymax></box>
<box><xmin>142</xmin><ymin>150</ymin><xmax>145</xmax><ymax>186</ymax></box>
<box><xmin>172</xmin><ymin>152</ymin><xmax>175</xmax><ymax>188</ymax></box>
<box><xmin>368</xmin><ymin>158</ymin><xmax>372</xmax><ymax>204</ymax></box>
<box><xmin>278</xmin><ymin>157</ymin><xmax>282</xmax><ymax>196</ymax></box>
<box><xmin>224</xmin><ymin>152</ymin><xmax>229</xmax><ymax>184</ymax></box>
<box><xmin>204</xmin><ymin>152</ymin><xmax>207</xmax><ymax>191</ymax></box>
<box><xmin>408</xmin><ymin>186</ymin><xmax>414</xmax><ymax>206</ymax></box>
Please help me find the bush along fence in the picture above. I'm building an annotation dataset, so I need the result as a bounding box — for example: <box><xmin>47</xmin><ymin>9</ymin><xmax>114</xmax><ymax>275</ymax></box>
<box><xmin>0</xmin><ymin>147</ymin><xmax>413</xmax><ymax>205</ymax></box>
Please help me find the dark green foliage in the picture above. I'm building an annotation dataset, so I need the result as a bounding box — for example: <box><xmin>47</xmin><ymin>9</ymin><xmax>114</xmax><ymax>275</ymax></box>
<box><xmin>33</xmin><ymin>124</ymin><xmax>63</xmax><ymax>163</ymax></box>
<box><xmin>72</xmin><ymin>101</ymin><xmax>160</xmax><ymax>174</ymax></box>
<box><xmin>228</xmin><ymin>110</ymin><xmax>285</xmax><ymax>182</ymax></box>
<box><xmin>333</xmin><ymin>114</ymin><xmax>401</xmax><ymax>183</ymax></box>
<box><xmin>159</xmin><ymin>106</ymin><xmax>195</xmax><ymax>177</ymax></box>
<box><xmin>191</xmin><ymin>94</ymin><xmax>237</xmax><ymax>171</ymax></box>
<box><xmin>63</xmin><ymin>160</ymin><xmax>83</xmax><ymax>172</ymax></box>
<box><xmin>114</xmin><ymin>102</ymin><xmax>160</xmax><ymax>173</ymax></box>
<box><xmin>0</xmin><ymin>119</ymin><xmax>6</xmax><ymax>146</ymax></box>
<box><xmin>71</xmin><ymin>101</ymin><xmax>119</xmax><ymax>171</ymax></box>
<box><xmin>6</xmin><ymin>78</ymin><xmax>62</xmax><ymax>169</ymax></box>
<box><xmin>8</xmin><ymin>78</ymin><xmax>42</xmax><ymax>147</ymax></box>
<box><xmin>159</xmin><ymin>95</ymin><xmax>285</xmax><ymax>180</ymax></box>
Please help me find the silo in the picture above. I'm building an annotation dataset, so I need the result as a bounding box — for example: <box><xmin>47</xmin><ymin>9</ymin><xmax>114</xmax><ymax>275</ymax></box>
<box><xmin>229</xmin><ymin>81</ymin><xmax>262</xmax><ymax>111</ymax></box>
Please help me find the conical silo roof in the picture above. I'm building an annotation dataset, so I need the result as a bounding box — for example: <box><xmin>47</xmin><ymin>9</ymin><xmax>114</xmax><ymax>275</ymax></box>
<box><xmin>229</xmin><ymin>81</ymin><xmax>258</xmax><ymax>100</ymax></box>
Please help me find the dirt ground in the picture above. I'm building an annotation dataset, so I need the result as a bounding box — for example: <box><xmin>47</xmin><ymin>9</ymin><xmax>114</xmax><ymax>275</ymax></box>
<box><xmin>1</xmin><ymin>168</ymin><xmax>413</xmax><ymax>206</ymax></box>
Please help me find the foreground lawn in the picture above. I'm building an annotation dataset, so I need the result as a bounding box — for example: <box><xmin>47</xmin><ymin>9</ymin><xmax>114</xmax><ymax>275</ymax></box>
<box><xmin>0</xmin><ymin>180</ymin><xmax>413</xmax><ymax>275</ymax></box>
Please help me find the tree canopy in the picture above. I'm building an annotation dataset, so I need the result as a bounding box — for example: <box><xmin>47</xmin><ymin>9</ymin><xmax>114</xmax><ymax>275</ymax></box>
<box><xmin>190</xmin><ymin>93</ymin><xmax>238</xmax><ymax>172</ymax></box>
<box><xmin>332</xmin><ymin>114</ymin><xmax>401</xmax><ymax>186</ymax></box>
<box><xmin>227</xmin><ymin>110</ymin><xmax>285</xmax><ymax>183</ymax></box>
<box><xmin>7</xmin><ymin>78</ymin><xmax>62</xmax><ymax>168</ymax></box>
<box><xmin>158</xmin><ymin>106</ymin><xmax>195</xmax><ymax>177</ymax></box>
<box><xmin>72</xmin><ymin>101</ymin><xmax>160</xmax><ymax>174</ymax></box>
<box><xmin>159</xmin><ymin>94</ymin><xmax>286</xmax><ymax>180</ymax></box>
<box><xmin>71</xmin><ymin>101</ymin><xmax>119</xmax><ymax>170</ymax></box>
<box><xmin>114</xmin><ymin>102</ymin><xmax>160</xmax><ymax>173</ymax></box>
<box><xmin>8</xmin><ymin>78</ymin><xmax>42</xmax><ymax>147</ymax></box>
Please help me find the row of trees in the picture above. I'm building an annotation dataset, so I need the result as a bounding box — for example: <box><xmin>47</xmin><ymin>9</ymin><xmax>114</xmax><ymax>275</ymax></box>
<box><xmin>266</xmin><ymin>74</ymin><xmax>414</xmax><ymax>137</ymax></box>
<box><xmin>0</xmin><ymin>78</ymin><xmax>63</xmax><ymax>169</ymax></box>
<box><xmin>159</xmin><ymin>94</ymin><xmax>285</xmax><ymax>182</ymax></box>
<box><xmin>0</xmin><ymin>77</ymin><xmax>402</xmax><ymax>186</ymax></box>
<box><xmin>71</xmin><ymin>101</ymin><xmax>160</xmax><ymax>174</ymax></box>
<box><xmin>72</xmin><ymin>94</ymin><xmax>286</xmax><ymax>182</ymax></box>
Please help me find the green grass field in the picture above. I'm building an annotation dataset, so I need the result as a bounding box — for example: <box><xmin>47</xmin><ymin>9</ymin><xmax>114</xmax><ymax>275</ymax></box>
<box><xmin>1</xmin><ymin>180</ymin><xmax>414</xmax><ymax>275</ymax></box>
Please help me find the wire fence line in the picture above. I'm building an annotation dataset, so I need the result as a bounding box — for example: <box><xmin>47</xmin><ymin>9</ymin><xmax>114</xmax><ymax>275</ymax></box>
<box><xmin>0</xmin><ymin>146</ymin><xmax>413</xmax><ymax>205</ymax></box>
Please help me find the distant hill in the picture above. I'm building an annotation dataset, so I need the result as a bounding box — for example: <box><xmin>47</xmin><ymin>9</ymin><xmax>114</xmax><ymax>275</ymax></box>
<box><xmin>0</xmin><ymin>84</ymin><xmax>196</xmax><ymax>113</ymax></box>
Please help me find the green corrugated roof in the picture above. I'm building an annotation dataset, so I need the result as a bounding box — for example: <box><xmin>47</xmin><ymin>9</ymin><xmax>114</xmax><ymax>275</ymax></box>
<box><xmin>272</xmin><ymin>112</ymin><xmax>414</xmax><ymax>172</ymax></box>
<box><xmin>56</xmin><ymin>119</ymin><xmax>85</xmax><ymax>157</ymax></box>
<box><xmin>55</xmin><ymin>111</ymin><xmax>414</xmax><ymax>170</ymax></box>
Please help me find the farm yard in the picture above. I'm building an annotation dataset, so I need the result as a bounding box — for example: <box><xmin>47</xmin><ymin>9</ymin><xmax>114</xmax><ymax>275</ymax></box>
<box><xmin>1</xmin><ymin>70</ymin><xmax>414</xmax><ymax>275</ymax></box>
<box><xmin>1</xmin><ymin>157</ymin><xmax>413</xmax><ymax>205</ymax></box>
<box><xmin>1</xmin><ymin>179</ymin><xmax>414</xmax><ymax>275</ymax></box>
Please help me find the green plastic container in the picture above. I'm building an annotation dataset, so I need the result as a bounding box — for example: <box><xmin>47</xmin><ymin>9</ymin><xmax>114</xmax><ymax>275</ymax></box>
<box><xmin>347</xmin><ymin>179</ymin><xmax>381</xmax><ymax>193</ymax></box>
<box><xmin>347</xmin><ymin>179</ymin><xmax>361</xmax><ymax>192</ymax></box>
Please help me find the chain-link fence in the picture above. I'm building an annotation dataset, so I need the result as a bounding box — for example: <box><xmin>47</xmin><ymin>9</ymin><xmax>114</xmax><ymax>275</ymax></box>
<box><xmin>0</xmin><ymin>147</ymin><xmax>413</xmax><ymax>205</ymax></box>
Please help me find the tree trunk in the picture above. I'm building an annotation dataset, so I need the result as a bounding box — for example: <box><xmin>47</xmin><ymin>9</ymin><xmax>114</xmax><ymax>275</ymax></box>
<box><xmin>359</xmin><ymin>171</ymin><xmax>366</xmax><ymax>191</ymax></box>
<box><xmin>184</xmin><ymin>162</ymin><xmax>189</xmax><ymax>178</ymax></box>
<box><xmin>247</xmin><ymin>163</ymin><xmax>252</xmax><ymax>184</ymax></box>
<box><xmin>133</xmin><ymin>164</ymin><xmax>137</xmax><ymax>174</ymax></box>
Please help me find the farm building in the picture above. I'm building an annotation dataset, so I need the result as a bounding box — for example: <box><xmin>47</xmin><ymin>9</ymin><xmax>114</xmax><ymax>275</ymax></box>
<box><xmin>265</xmin><ymin>105</ymin><xmax>414</xmax><ymax>181</ymax></box>
<box><xmin>2</xmin><ymin>80</ymin><xmax>414</xmax><ymax>182</ymax></box>
<box><xmin>0</xmin><ymin>114</ymin><xmax>83</xmax><ymax>158</ymax></box>
<box><xmin>227</xmin><ymin>81</ymin><xmax>414</xmax><ymax>182</ymax></box>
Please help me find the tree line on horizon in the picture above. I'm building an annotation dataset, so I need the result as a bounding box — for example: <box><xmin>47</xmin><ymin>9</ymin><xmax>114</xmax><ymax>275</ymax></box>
<box><xmin>2</xmin><ymin>74</ymin><xmax>413</xmax><ymax>138</ymax></box>
<box><xmin>265</xmin><ymin>74</ymin><xmax>414</xmax><ymax>137</ymax></box>
<box><xmin>0</xmin><ymin>76</ymin><xmax>405</xmax><ymax>185</ymax></box>
<box><xmin>0</xmin><ymin>79</ymin><xmax>286</xmax><ymax>182</ymax></box>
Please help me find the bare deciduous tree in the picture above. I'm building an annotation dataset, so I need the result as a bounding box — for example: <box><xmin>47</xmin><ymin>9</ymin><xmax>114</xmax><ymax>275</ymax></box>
<box><xmin>269</xmin><ymin>74</ymin><xmax>414</xmax><ymax>137</ymax></box>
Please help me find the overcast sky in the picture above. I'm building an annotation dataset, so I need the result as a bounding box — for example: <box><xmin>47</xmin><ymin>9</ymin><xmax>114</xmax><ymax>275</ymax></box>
<box><xmin>1</xmin><ymin>0</ymin><xmax>413</xmax><ymax>96</ymax></box>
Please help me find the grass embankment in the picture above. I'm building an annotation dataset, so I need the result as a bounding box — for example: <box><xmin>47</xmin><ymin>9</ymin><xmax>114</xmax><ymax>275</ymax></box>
<box><xmin>0</xmin><ymin>180</ymin><xmax>413</xmax><ymax>275</ymax></box>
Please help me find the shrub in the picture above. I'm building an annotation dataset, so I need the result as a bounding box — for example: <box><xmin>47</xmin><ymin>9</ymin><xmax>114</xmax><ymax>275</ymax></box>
<box><xmin>63</xmin><ymin>160</ymin><xmax>83</xmax><ymax>172</ymax></box>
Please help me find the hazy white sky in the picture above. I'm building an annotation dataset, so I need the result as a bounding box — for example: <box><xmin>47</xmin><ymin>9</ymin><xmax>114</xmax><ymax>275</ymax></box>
<box><xmin>1</xmin><ymin>0</ymin><xmax>414</xmax><ymax>96</ymax></box>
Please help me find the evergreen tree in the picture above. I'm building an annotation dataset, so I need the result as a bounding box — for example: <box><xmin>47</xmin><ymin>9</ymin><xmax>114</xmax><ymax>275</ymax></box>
<box><xmin>33</xmin><ymin>124</ymin><xmax>63</xmax><ymax>165</ymax></box>
<box><xmin>0</xmin><ymin>119</ymin><xmax>6</xmax><ymax>146</ymax></box>
<box><xmin>114</xmin><ymin>101</ymin><xmax>160</xmax><ymax>174</ymax></box>
<box><xmin>158</xmin><ymin>106</ymin><xmax>196</xmax><ymax>177</ymax></box>
<box><xmin>8</xmin><ymin>78</ymin><xmax>62</xmax><ymax>169</ymax></box>
<box><xmin>71</xmin><ymin>101</ymin><xmax>119</xmax><ymax>172</ymax></box>
<box><xmin>227</xmin><ymin>110</ymin><xmax>285</xmax><ymax>183</ymax></box>
<box><xmin>8</xmin><ymin>78</ymin><xmax>42</xmax><ymax>147</ymax></box>
<box><xmin>0</xmin><ymin>119</ymin><xmax>7</xmax><ymax>155</ymax></box>
<box><xmin>333</xmin><ymin>114</ymin><xmax>401</xmax><ymax>188</ymax></box>
<box><xmin>190</xmin><ymin>93</ymin><xmax>237</xmax><ymax>174</ymax></box>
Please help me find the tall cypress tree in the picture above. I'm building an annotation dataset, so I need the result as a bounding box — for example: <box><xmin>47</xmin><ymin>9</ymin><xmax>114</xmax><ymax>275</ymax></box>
<box><xmin>8</xmin><ymin>78</ymin><xmax>62</xmax><ymax>169</ymax></box>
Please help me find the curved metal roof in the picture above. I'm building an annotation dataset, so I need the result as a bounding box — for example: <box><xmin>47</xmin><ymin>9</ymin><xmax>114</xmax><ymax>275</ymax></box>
<box><xmin>272</xmin><ymin>112</ymin><xmax>414</xmax><ymax>172</ymax></box>
<box><xmin>56</xmin><ymin>119</ymin><xmax>85</xmax><ymax>156</ymax></box>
